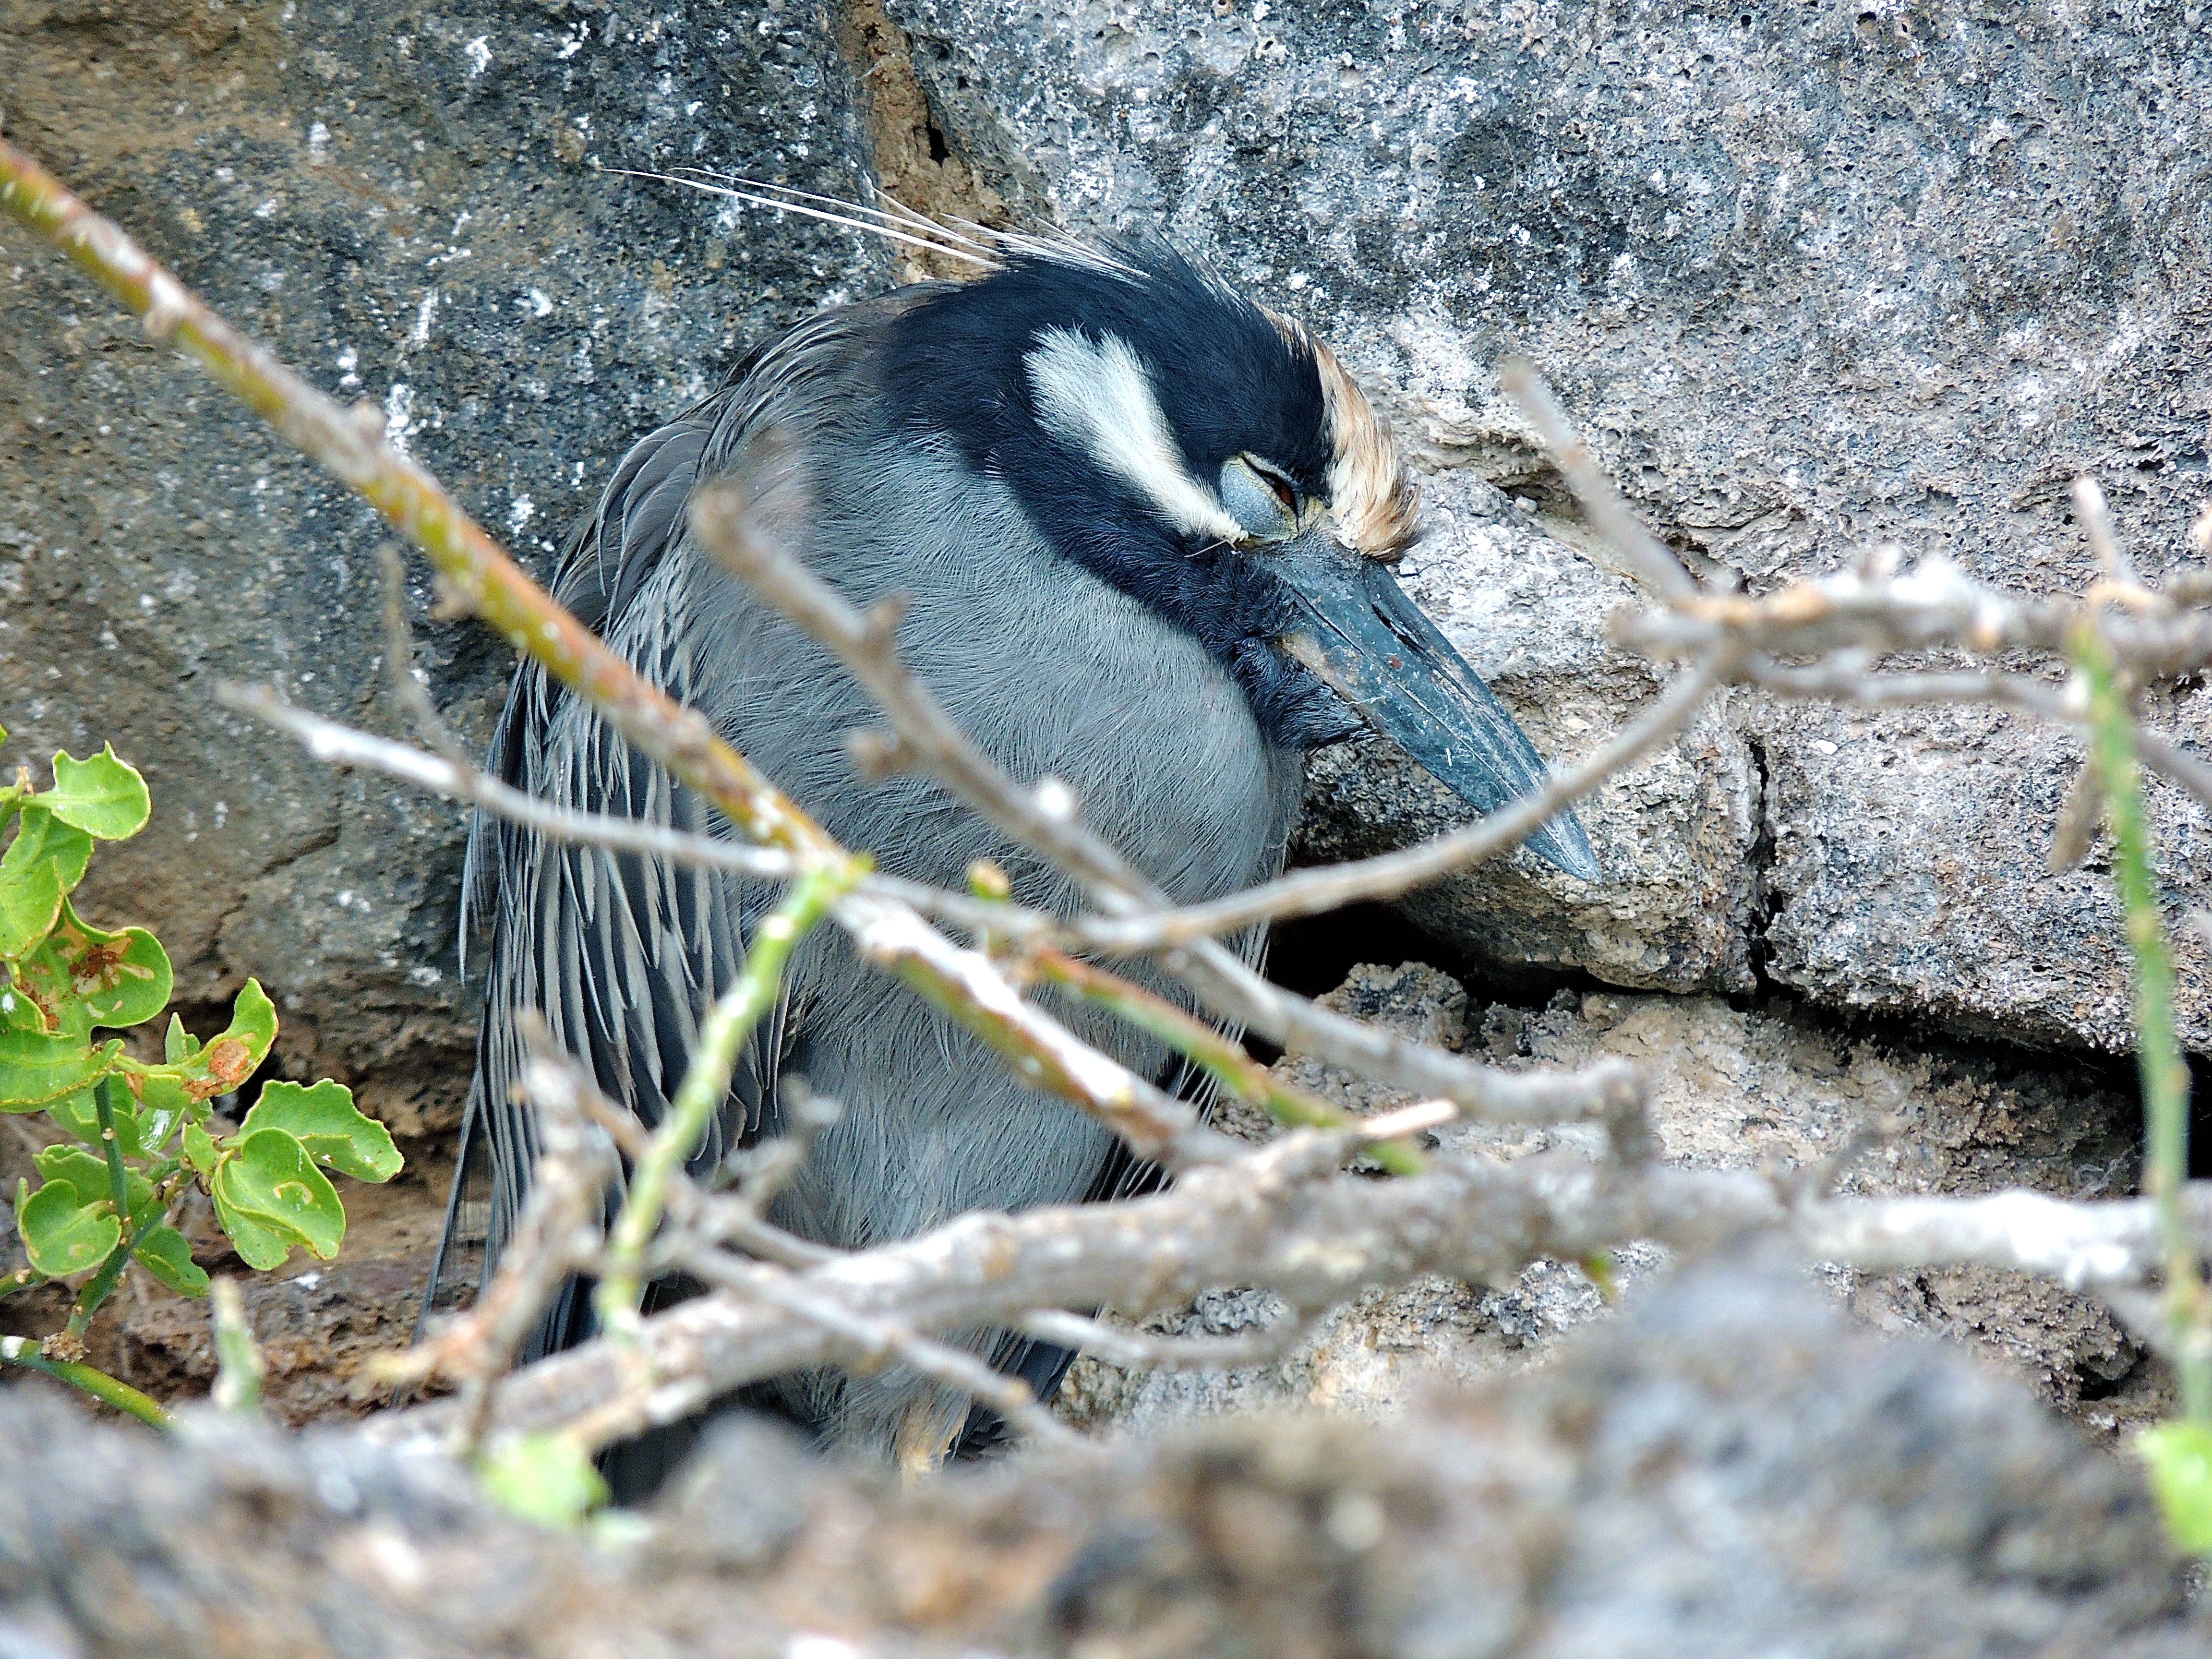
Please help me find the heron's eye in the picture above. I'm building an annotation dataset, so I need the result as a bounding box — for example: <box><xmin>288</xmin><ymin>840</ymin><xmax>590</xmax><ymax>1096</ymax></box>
<box><xmin>1220</xmin><ymin>454</ymin><xmax>1301</xmax><ymax>543</ymax></box>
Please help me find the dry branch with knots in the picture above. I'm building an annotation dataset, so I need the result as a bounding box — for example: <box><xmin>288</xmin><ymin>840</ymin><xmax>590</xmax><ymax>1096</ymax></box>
<box><xmin>7</xmin><ymin>135</ymin><xmax>2212</xmax><ymax>1459</ymax></box>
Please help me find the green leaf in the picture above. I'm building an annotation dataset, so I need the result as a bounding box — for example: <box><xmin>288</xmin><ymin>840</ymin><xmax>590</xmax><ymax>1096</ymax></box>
<box><xmin>211</xmin><ymin>1128</ymin><xmax>344</xmax><ymax>1260</ymax></box>
<box><xmin>46</xmin><ymin>746</ymin><xmax>151</xmax><ymax>841</ymax></box>
<box><xmin>209</xmin><ymin>1193</ymin><xmax>294</xmax><ymax>1272</ymax></box>
<box><xmin>17</xmin><ymin>1177</ymin><xmax>122</xmax><ymax>1277</ymax></box>
<box><xmin>13</xmin><ymin>899</ymin><xmax>173</xmax><ymax>1038</ymax></box>
<box><xmin>125</xmin><ymin>1069</ymin><xmax>191</xmax><ymax>1159</ymax></box>
<box><xmin>479</xmin><ymin>1434</ymin><xmax>609</xmax><ymax>1529</ymax></box>
<box><xmin>0</xmin><ymin>983</ymin><xmax>46</xmax><ymax>1035</ymax></box>
<box><xmin>0</xmin><ymin>1031</ymin><xmax>112</xmax><ymax>1112</ymax></box>
<box><xmin>133</xmin><ymin>1224</ymin><xmax>210</xmax><ymax>1297</ymax></box>
<box><xmin>34</xmin><ymin>1144</ymin><xmax>116</xmax><ymax>1206</ymax></box>
<box><xmin>45</xmin><ymin>1086</ymin><xmax>102</xmax><ymax>1144</ymax></box>
<box><xmin>241</xmin><ymin>1079</ymin><xmax>402</xmax><ymax>1183</ymax></box>
<box><xmin>31</xmin><ymin>1141</ymin><xmax>153</xmax><ymax>1219</ymax></box>
<box><xmin>0</xmin><ymin>805</ymin><xmax>94</xmax><ymax>960</ymax></box>
<box><xmin>181</xmin><ymin>1120</ymin><xmax>219</xmax><ymax>1177</ymax></box>
<box><xmin>181</xmin><ymin>1119</ymin><xmax>217</xmax><ymax>1185</ymax></box>
<box><xmin>2140</xmin><ymin>1423</ymin><xmax>2212</xmax><ymax>1555</ymax></box>
<box><xmin>164</xmin><ymin>1013</ymin><xmax>198</xmax><ymax>1064</ymax></box>
<box><xmin>169</xmin><ymin>979</ymin><xmax>277</xmax><ymax>1104</ymax></box>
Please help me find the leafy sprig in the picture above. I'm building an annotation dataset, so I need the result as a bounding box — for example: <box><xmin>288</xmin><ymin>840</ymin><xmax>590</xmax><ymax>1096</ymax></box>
<box><xmin>0</xmin><ymin>724</ymin><xmax>399</xmax><ymax>1388</ymax></box>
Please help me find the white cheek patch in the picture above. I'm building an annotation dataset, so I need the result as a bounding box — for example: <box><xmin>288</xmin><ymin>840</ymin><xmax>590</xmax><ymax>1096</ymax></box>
<box><xmin>1025</xmin><ymin>327</ymin><xmax>1243</xmax><ymax>543</ymax></box>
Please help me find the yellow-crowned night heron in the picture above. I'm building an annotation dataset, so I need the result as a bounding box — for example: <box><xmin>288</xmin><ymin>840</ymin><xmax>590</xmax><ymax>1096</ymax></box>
<box><xmin>435</xmin><ymin>221</ymin><xmax>1597</xmax><ymax>1479</ymax></box>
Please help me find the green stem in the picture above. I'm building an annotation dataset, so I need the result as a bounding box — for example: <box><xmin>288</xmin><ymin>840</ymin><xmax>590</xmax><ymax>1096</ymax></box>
<box><xmin>210</xmin><ymin>1277</ymin><xmax>265</xmax><ymax>1415</ymax></box>
<box><xmin>1027</xmin><ymin>948</ymin><xmax>1424</xmax><ymax>1176</ymax></box>
<box><xmin>0</xmin><ymin>1335</ymin><xmax>172</xmax><ymax>1429</ymax></box>
<box><xmin>2074</xmin><ymin>621</ymin><xmax>2210</xmax><ymax>1422</ymax></box>
<box><xmin>593</xmin><ymin>864</ymin><xmax>862</xmax><ymax>1338</ymax></box>
<box><xmin>65</xmin><ymin>1075</ymin><xmax>137</xmax><ymax>1338</ymax></box>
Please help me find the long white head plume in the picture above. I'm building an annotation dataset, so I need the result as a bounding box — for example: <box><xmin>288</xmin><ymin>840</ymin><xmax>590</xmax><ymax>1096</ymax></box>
<box><xmin>601</xmin><ymin>167</ymin><xmax>1138</xmax><ymax>281</ymax></box>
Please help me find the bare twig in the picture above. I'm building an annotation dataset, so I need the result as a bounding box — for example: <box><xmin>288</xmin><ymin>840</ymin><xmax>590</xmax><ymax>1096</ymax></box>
<box><xmin>382</xmin><ymin>1147</ymin><xmax>2212</xmax><ymax>1452</ymax></box>
<box><xmin>1500</xmin><ymin>357</ymin><xmax>1699</xmax><ymax>601</ymax></box>
<box><xmin>209</xmin><ymin>1279</ymin><xmax>267</xmax><ymax>1418</ymax></box>
<box><xmin>1022</xmin><ymin>945</ymin><xmax>1425</xmax><ymax>1176</ymax></box>
<box><xmin>374</xmin><ymin>542</ymin><xmax>470</xmax><ymax>763</ymax></box>
<box><xmin>1071</xmin><ymin>659</ymin><xmax>1726</xmax><ymax>952</ymax></box>
<box><xmin>1791</xmin><ymin>1186</ymin><xmax>2212</xmax><ymax>1289</ymax></box>
<box><xmin>217</xmin><ymin>685</ymin><xmax>798</xmax><ymax>883</ymax></box>
<box><xmin>1616</xmin><ymin>558</ymin><xmax>2212</xmax><ymax>685</ymax></box>
<box><xmin>1017</xmin><ymin>1306</ymin><xmax>1320</xmax><ymax>1371</ymax></box>
<box><xmin>376</xmin><ymin>1032</ymin><xmax>619</xmax><ymax>1456</ymax></box>
<box><xmin>678</xmin><ymin>1252</ymin><xmax>1077</xmax><ymax>1451</ymax></box>
<box><xmin>2072</xmin><ymin>475</ymin><xmax>2140</xmax><ymax>591</ymax></box>
<box><xmin>220</xmin><ymin>684</ymin><xmax>1098</xmax><ymax>944</ymax></box>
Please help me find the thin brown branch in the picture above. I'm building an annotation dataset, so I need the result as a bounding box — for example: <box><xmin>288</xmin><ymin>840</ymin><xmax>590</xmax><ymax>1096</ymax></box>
<box><xmin>375</xmin><ymin>542</ymin><xmax>470</xmax><ymax>764</ymax></box>
<box><xmin>1794</xmin><ymin>1186</ymin><xmax>2212</xmax><ymax>1288</ymax></box>
<box><xmin>217</xmin><ymin>685</ymin><xmax>799</xmax><ymax>882</ymax></box>
<box><xmin>1017</xmin><ymin>1306</ymin><xmax>1321</xmax><ymax>1370</ymax></box>
<box><xmin>677</xmin><ymin>1252</ymin><xmax>1077</xmax><ymax>1451</ymax></box>
<box><xmin>377</xmin><ymin>1033</ymin><xmax>618</xmax><ymax>1456</ymax></box>
<box><xmin>1731</xmin><ymin>648</ymin><xmax>2212</xmax><ymax>818</ymax></box>
<box><xmin>1616</xmin><ymin>558</ymin><xmax>2212</xmax><ymax>683</ymax></box>
<box><xmin>1022</xmin><ymin>944</ymin><xmax>1425</xmax><ymax>1175</ymax></box>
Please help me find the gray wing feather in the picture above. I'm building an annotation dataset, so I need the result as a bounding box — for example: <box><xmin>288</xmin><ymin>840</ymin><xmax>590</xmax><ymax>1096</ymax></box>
<box><xmin>428</xmin><ymin>299</ymin><xmax>921</xmax><ymax>1358</ymax></box>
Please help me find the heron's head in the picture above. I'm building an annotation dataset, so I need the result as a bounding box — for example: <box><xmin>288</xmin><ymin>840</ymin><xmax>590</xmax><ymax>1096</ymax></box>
<box><xmin>880</xmin><ymin>241</ymin><xmax>1599</xmax><ymax>882</ymax></box>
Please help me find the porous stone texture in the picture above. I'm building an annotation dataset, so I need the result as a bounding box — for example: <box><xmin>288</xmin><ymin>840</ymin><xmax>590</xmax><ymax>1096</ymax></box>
<box><xmin>1064</xmin><ymin>962</ymin><xmax>2160</xmax><ymax>1437</ymax></box>
<box><xmin>0</xmin><ymin>0</ymin><xmax>891</xmax><ymax>1136</ymax></box>
<box><xmin>1753</xmin><ymin>696</ymin><xmax>2212</xmax><ymax>1052</ymax></box>
<box><xmin>4</xmin><ymin>1262</ymin><xmax>2205</xmax><ymax>1658</ymax></box>
<box><xmin>1505</xmin><ymin>984</ymin><xmax>2158</xmax><ymax>1429</ymax></box>
<box><xmin>882</xmin><ymin>0</ymin><xmax>2212</xmax><ymax>1048</ymax></box>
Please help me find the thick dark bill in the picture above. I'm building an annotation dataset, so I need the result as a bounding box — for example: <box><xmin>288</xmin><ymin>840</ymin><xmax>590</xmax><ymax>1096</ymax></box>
<box><xmin>1272</xmin><ymin>534</ymin><xmax>1603</xmax><ymax>883</ymax></box>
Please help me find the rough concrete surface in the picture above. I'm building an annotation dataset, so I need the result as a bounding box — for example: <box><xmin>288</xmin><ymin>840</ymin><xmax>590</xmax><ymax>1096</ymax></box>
<box><xmin>4</xmin><ymin>1262</ymin><xmax>2207</xmax><ymax>1658</ymax></box>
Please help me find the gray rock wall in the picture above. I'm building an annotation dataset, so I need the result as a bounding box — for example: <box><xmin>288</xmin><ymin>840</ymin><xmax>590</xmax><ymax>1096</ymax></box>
<box><xmin>883</xmin><ymin>0</ymin><xmax>2212</xmax><ymax>1048</ymax></box>
<box><xmin>1</xmin><ymin>0</ymin><xmax>891</xmax><ymax>1130</ymax></box>
<box><xmin>9</xmin><ymin>0</ymin><xmax>2209</xmax><ymax>1108</ymax></box>
<box><xmin>4</xmin><ymin>0</ymin><xmax>2209</xmax><ymax>1420</ymax></box>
